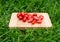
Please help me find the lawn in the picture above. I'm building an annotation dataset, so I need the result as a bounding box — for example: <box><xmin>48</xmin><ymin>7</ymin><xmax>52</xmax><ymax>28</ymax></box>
<box><xmin>0</xmin><ymin>0</ymin><xmax>60</xmax><ymax>42</ymax></box>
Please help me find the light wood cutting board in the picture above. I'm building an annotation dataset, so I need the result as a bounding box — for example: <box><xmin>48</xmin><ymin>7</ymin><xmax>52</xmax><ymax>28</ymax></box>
<box><xmin>9</xmin><ymin>13</ymin><xmax>52</xmax><ymax>29</ymax></box>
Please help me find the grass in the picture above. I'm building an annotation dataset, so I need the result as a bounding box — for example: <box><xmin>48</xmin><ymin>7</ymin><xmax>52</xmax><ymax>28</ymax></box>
<box><xmin>0</xmin><ymin>0</ymin><xmax>60</xmax><ymax>42</ymax></box>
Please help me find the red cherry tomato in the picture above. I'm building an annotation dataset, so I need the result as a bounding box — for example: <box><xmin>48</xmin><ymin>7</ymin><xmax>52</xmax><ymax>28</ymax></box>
<box><xmin>33</xmin><ymin>13</ymin><xmax>37</xmax><ymax>16</ymax></box>
<box><xmin>31</xmin><ymin>20</ymin><xmax>36</xmax><ymax>24</ymax></box>
<box><xmin>28</xmin><ymin>18</ymin><xmax>33</xmax><ymax>23</ymax></box>
<box><xmin>17</xmin><ymin>13</ymin><xmax>20</xmax><ymax>18</ymax></box>
<box><xmin>18</xmin><ymin>16</ymin><xmax>23</xmax><ymax>20</ymax></box>
<box><xmin>18</xmin><ymin>12</ymin><xmax>25</xmax><ymax>18</ymax></box>
<box><xmin>17</xmin><ymin>12</ymin><xmax>24</xmax><ymax>17</ymax></box>
<box><xmin>24</xmin><ymin>14</ymin><xmax>29</xmax><ymax>18</ymax></box>
<box><xmin>17</xmin><ymin>14</ymin><xmax>23</xmax><ymax>20</ymax></box>
<box><xmin>37</xmin><ymin>19</ymin><xmax>42</xmax><ymax>24</ymax></box>
<box><xmin>33</xmin><ymin>16</ymin><xmax>39</xmax><ymax>20</ymax></box>
<box><xmin>39</xmin><ymin>15</ymin><xmax>44</xmax><ymax>20</ymax></box>
<box><xmin>23</xmin><ymin>17</ymin><xmax>27</xmax><ymax>22</ymax></box>
<box><xmin>28</xmin><ymin>14</ymin><xmax>33</xmax><ymax>20</ymax></box>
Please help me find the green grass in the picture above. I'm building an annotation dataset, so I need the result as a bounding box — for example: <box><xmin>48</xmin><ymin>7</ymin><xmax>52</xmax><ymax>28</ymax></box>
<box><xmin>0</xmin><ymin>0</ymin><xmax>60</xmax><ymax>42</ymax></box>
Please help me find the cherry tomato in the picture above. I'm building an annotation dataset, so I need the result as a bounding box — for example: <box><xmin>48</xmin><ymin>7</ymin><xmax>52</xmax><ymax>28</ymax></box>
<box><xmin>39</xmin><ymin>15</ymin><xmax>44</xmax><ymax>20</ymax></box>
<box><xmin>28</xmin><ymin>18</ymin><xmax>33</xmax><ymax>23</ymax></box>
<box><xmin>37</xmin><ymin>19</ymin><xmax>42</xmax><ymax>24</ymax></box>
<box><xmin>22</xmin><ymin>17</ymin><xmax>27</xmax><ymax>22</ymax></box>
<box><xmin>18</xmin><ymin>16</ymin><xmax>23</xmax><ymax>20</ymax></box>
<box><xmin>33</xmin><ymin>16</ymin><xmax>39</xmax><ymax>20</ymax></box>
<box><xmin>17</xmin><ymin>13</ymin><xmax>20</xmax><ymax>18</ymax></box>
<box><xmin>31</xmin><ymin>20</ymin><xmax>36</xmax><ymax>24</ymax></box>
<box><xmin>28</xmin><ymin>14</ymin><xmax>33</xmax><ymax>20</ymax></box>
<box><xmin>24</xmin><ymin>14</ymin><xmax>29</xmax><ymax>18</ymax></box>
<box><xmin>33</xmin><ymin>13</ymin><xmax>37</xmax><ymax>16</ymax></box>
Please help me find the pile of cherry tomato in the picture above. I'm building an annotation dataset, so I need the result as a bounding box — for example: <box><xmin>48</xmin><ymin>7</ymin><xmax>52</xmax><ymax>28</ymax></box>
<box><xmin>17</xmin><ymin>12</ymin><xmax>44</xmax><ymax>24</ymax></box>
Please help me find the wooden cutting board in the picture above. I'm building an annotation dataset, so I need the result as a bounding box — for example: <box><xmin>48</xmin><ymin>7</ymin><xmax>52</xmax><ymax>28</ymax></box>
<box><xmin>9</xmin><ymin>13</ymin><xmax>52</xmax><ymax>29</ymax></box>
